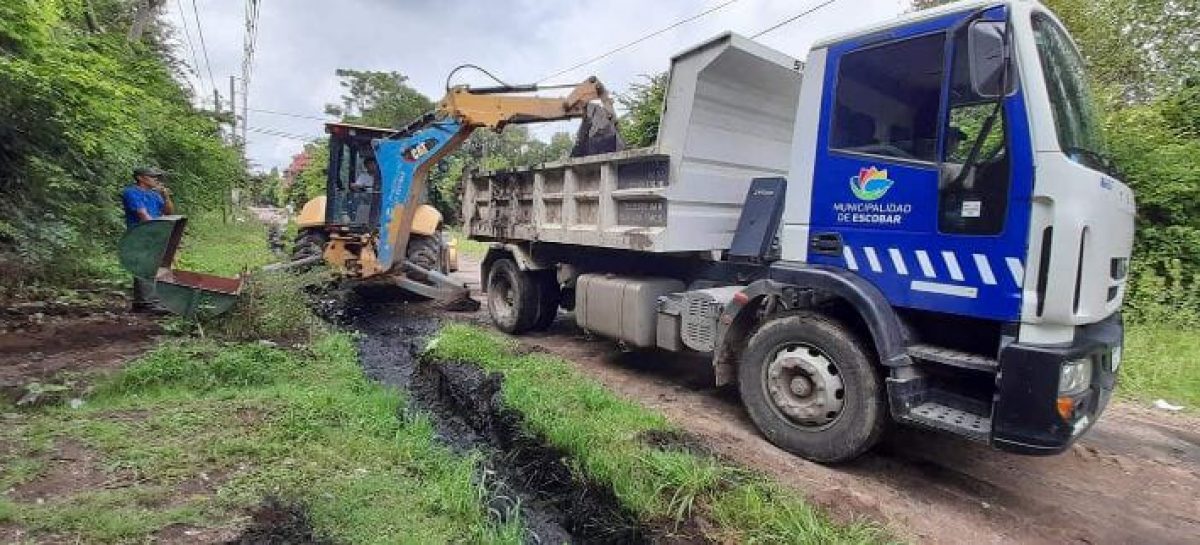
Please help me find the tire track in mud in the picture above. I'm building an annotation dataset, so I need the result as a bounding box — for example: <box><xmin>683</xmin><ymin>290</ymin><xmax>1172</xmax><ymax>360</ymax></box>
<box><xmin>341</xmin><ymin>288</ymin><xmax>663</xmax><ymax>544</ymax></box>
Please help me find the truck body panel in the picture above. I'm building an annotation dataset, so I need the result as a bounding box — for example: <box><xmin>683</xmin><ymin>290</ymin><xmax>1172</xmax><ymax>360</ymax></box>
<box><xmin>463</xmin><ymin>33</ymin><xmax>802</xmax><ymax>253</ymax></box>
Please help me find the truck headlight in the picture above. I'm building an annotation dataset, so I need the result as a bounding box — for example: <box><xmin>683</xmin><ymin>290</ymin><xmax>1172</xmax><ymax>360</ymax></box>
<box><xmin>1059</xmin><ymin>358</ymin><xmax>1093</xmax><ymax>396</ymax></box>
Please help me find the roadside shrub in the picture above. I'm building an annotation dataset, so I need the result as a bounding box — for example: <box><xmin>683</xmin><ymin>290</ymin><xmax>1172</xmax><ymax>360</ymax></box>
<box><xmin>199</xmin><ymin>269</ymin><xmax>327</xmax><ymax>342</ymax></box>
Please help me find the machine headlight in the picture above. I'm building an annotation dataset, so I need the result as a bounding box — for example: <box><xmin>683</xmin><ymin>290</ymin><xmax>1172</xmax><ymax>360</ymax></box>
<box><xmin>1059</xmin><ymin>358</ymin><xmax>1093</xmax><ymax>396</ymax></box>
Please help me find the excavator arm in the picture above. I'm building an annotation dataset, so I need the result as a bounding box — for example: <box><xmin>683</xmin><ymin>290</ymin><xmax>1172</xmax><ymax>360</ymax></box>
<box><xmin>353</xmin><ymin>77</ymin><xmax>616</xmax><ymax>287</ymax></box>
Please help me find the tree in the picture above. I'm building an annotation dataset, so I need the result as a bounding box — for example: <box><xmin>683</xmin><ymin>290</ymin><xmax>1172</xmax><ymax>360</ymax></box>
<box><xmin>323</xmin><ymin>69</ymin><xmax>433</xmax><ymax>128</ymax></box>
<box><xmin>616</xmin><ymin>73</ymin><xmax>667</xmax><ymax>147</ymax></box>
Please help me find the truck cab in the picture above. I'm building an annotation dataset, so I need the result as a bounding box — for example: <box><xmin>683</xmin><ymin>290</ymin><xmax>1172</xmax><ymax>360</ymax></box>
<box><xmin>782</xmin><ymin>0</ymin><xmax>1132</xmax><ymax>454</ymax></box>
<box><xmin>467</xmin><ymin>0</ymin><xmax>1133</xmax><ymax>462</ymax></box>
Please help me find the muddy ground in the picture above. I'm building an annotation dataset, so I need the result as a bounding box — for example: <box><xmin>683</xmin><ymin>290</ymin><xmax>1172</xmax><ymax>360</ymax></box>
<box><xmin>444</xmin><ymin>256</ymin><xmax>1200</xmax><ymax>545</ymax></box>
<box><xmin>344</xmin><ymin>288</ymin><xmax>698</xmax><ymax>544</ymax></box>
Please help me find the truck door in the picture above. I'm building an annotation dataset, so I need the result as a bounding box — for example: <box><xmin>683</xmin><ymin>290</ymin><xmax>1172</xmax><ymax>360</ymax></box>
<box><xmin>806</xmin><ymin>7</ymin><xmax>1033</xmax><ymax>322</ymax></box>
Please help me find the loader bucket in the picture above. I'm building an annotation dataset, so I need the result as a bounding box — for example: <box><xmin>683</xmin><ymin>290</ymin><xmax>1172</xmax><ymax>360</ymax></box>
<box><xmin>118</xmin><ymin>216</ymin><xmax>244</xmax><ymax>319</ymax></box>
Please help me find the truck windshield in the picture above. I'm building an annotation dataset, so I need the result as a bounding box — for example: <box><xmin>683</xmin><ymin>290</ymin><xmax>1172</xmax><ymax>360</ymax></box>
<box><xmin>1031</xmin><ymin>14</ymin><xmax>1110</xmax><ymax>173</ymax></box>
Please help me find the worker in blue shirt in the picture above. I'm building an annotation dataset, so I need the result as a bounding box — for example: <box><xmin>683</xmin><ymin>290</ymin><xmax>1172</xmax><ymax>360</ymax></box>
<box><xmin>121</xmin><ymin>166</ymin><xmax>175</xmax><ymax>312</ymax></box>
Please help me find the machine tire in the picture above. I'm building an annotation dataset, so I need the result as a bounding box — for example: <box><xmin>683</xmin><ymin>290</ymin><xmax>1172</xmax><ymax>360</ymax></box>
<box><xmin>406</xmin><ymin>234</ymin><xmax>444</xmax><ymax>273</ymax></box>
<box><xmin>738</xmin><ymin>311</ymin><xmax>886</xmax><ymax>463</ymax></box>
<box><xmin>292</xmin><ymin>229</ymin><xmax>327</xmax><ymax>264</ymax></box>
<box><xmin>530</xmin><ymin>270</ymin><xmax>561</xmax><ymax>331</ymax></box>
<box><xmin>486</xmin><ymin>258</ymin><xmax>538</xmax><ymax>334</ymax></box>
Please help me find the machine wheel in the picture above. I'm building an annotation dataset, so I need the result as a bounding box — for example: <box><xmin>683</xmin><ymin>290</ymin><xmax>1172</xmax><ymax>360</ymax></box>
<box><xmin>738</xmin><ymin>311</ymin><xmax>886</xmax><ymax>463</ymax></box>
<box><xmin>530</xmin><ymin>270</ymin><xmax>561</xmax><ymax>331</ymax></box>
<box><xmin>406</xmin><ymin>234</ymin><xmax>444</xmax><ymax>273</ymax></box>
<box><xmin>486</xmin><ymin>258</ymin><xmax>538</xmax><ymax>334</ymax></box>
<box><xmin>292</xmin><ymin>229</ymin><xmax>327</xmax><ymax>263</ymax></box>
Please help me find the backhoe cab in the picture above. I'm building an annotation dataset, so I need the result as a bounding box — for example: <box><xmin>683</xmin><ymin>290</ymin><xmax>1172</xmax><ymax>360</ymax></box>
<box><xmin>293</xmin><ymin>122</ymin><xmax>454</xmax><ymax>275</ymax></box>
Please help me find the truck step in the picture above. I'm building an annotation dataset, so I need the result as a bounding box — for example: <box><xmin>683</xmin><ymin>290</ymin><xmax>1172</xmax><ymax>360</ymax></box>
<box><xmin>907</xmin><ymin>344</ymin><xmax>999</xmax><ymax>373</ymax></box>
<box><xmin>906</xmin><ymin>402</ymin><xmax>991</xmax><ymax>441</ymax></box>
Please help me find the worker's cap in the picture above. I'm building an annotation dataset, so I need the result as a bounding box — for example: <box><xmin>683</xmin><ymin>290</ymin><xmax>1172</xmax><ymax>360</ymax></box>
<box><xmin>133</xmin><ymin>166</ymin><xmax>166</xmax><ymax>178</ymax></box>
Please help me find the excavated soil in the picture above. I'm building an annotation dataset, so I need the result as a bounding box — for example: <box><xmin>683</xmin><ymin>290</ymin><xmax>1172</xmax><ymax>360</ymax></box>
<box><xmin>227</xmin><ymin>498</ymin><xmax>330</xmax><ymax>545</ymax></box>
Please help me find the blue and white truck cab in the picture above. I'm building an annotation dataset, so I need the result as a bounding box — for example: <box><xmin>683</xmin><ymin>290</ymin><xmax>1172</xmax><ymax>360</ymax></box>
<box><xmin>463</xmin><ymin>0</ymin><xmax>1134</xmax><ymax>462</ymax></box>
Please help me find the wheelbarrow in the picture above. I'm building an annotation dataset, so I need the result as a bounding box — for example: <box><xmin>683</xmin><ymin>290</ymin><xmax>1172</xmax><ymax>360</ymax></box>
<box><xmin>118</xmin><ymin>216</ymin><xmax>244</xmax><ymax>319</ymax></box>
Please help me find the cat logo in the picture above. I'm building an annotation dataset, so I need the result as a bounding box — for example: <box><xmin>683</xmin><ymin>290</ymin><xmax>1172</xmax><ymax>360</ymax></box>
<box><xmin>403</xmin><ymin>138</ymin><xmax>439</xmax><ymax>162</ymax></box>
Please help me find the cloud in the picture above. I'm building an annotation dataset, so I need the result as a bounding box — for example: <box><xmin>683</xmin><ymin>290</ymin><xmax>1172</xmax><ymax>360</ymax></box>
<box><xmin>165</xmin><ymin>0</ymin><xmax>904</xmax><ymax>171</ymax></box>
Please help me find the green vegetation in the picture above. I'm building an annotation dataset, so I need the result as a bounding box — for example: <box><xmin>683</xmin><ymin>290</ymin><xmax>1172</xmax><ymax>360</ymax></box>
<box><xmin>0</xmin><ymin>334</ymin><xmax>522</xmax><ymax>544</ymax></box>
<box><xmin>0</xmin><ymin>0</ymin><xmax>244</xmax><ymax>287</ymax></box>
<box><xmin>617</xmin><ymin>73</ymin><xmax>668</xmax><ymax>148</ymax></box>
<box><xmin>428</xmin><ymin>324</ymin><xmax>886</xmax><ymax>544</ymax></box>
<box><xmin>1121</xmin><ymin>326</ymin><xmax>1200</xmax><ymax>408</ymax></box>
<box><xmin>450</xmin><ymin>227</ymin><xmax>489</xmax><ymax>260</ymax></box>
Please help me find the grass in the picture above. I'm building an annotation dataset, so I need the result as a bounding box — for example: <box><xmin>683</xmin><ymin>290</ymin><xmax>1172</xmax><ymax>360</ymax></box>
<box><xmin>0</xmin><ymin>334</ymin><xmax>523</xmax><ymax>544</ymax></box>
<box><xmin>449</xmin><ymin>226</ymin><xmax>488</xmax><ymax>260</ymax></box>
<box><xmin>1120</xmin><ymin>324</ymin><xmax>1200</xmax><ymax>408</ymax></box>
<box><xmin>427</xmin><ymin>324</ymin><xmax>888</xmax><ymax>544</ymax></box>
<box><xmin>174</xmin><ymin>211</ymin><xmax>277</xmax><ymax>277</ymax></box>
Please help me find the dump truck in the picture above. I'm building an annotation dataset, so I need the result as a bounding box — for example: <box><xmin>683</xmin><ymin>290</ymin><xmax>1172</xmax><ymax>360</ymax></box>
<box><xmin>463</xmin><ymin>0</ymin><xmax>1134</xmax><ymax>462</ymax></box>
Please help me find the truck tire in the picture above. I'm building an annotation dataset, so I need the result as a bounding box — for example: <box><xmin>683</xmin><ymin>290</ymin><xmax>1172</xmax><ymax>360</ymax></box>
<box><xmin>738</xmin><ymin>311</ymin><xmax>886</xmax><ymax>463</ymax></box>
<box><xmin>530</xmin><ymin>270</ymin><xmax>561</xmax><ymax>331</ymax></box>
<box><xmin>486</xmin><ymin>258</ymin><xmax>538</xmax><ymax>334</ymax></box>
<box><xmin>406</xmin><ymin>234</ymin><xmax>443</xmax><ymax>273</ymax></box>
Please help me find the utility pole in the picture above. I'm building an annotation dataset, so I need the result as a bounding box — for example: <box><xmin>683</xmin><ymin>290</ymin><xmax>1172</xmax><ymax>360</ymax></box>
<box><xmin>127</xmin><ymin>0</ymin><xmax>165</xmax><ymax>43</ymax></box>
<box><xmin>229</xmin><ymin>75</ymin><xmax>238</xmax><ymax>148</ymax></box>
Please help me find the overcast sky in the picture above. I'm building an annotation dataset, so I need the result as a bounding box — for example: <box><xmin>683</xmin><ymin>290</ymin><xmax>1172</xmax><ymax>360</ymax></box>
<box><xmin>164</xmin><ymin>0</ymin><xmax>908</xmax><ymax>172</ymax></box>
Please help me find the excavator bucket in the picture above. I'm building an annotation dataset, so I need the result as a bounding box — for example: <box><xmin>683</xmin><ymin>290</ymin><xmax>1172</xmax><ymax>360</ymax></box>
<box><xmin>118</xmin><ymin>216</ymin><xmax>244</xmax><ymax>319</ymax></box>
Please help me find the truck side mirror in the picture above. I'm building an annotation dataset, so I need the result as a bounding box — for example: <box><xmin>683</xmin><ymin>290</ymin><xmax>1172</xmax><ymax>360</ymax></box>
<box><xmin>968</xmin><ymin>21</ymin><xmax>1012</xmax><ymax>98</ymax></box>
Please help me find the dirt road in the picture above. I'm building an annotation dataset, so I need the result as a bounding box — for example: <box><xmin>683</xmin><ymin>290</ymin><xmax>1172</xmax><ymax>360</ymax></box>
<box><xmin>449</xmin><ymin>256</ymin><xmax>1200</xmax><ymax>544</ymax></box>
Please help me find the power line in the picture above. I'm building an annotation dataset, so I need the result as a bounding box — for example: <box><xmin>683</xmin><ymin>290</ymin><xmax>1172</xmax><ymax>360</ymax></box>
<box><xmin>751</xmin><ymin>0</ymin><xmax>838</xmax><ymax>39</ymax></box>
<box><xmin>174</xmin><ymin>0</ymin><xmax>204</xmax><ymax>98</ymax></box>
<box><xmin>246</xmin><ymin>126</ymin><xmax>320</xmax><ymax>141</ymax></box>
<box><xmin>246</xmin><ymin>107</ymin><xmax>332</xmax><ymax>122</ymax></box>
<box><xmin>536</xmin><ymin>0</ymin><xmax>742</xmax><ymax>84</ymax></box>
<box><xmin>189</xmin><ymin>0</ymin><xmax>218</xmax><ymax>96</ymax></box>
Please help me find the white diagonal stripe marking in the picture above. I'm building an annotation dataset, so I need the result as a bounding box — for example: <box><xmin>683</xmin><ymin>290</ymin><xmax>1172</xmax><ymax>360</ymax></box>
<box><xmin>915</xmin><ymin>250</ymin><xmax>936</xmax><ymax>278</ymax></box>
<box><xmin>843</xmin><ymin>246</ymin><xmax>858</xmax><ymax>270</ymax></box>
<box><xmin>942</xmin><ymin>251</ymin><xmax>964</xmax><ymax>281</ymax></box>
<box><xmin>973</xmin><ymin>254</ymin><xmax>997</xmax><ymax>285</ymax></box>
<box><xmin>1006</xmin><ymin>257</ymin><xmax>1024</xmax><ymax>286</ymax></box>
<box><xmin>889</xmin><ymin>248</ymin><xmax>908</xmax><ymax>276</ymax></box>
<box><xmin>864</xmin><ymin>247</ymin><xmax>882</xmax><ymax>272</ymax></box>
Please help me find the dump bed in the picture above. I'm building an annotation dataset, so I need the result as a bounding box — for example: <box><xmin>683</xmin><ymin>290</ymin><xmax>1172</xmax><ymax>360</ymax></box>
<box><xmin>463</xmin><ymin>33</ymin><xmax>802</xmax><ymax>253</ymax></box>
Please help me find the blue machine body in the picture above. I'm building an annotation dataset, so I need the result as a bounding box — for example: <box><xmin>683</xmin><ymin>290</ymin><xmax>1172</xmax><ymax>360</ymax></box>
<box><xmin>804</xmin><ymin>6</ymin><xmax>1031</xmax><ymax>322</ymax></box>
<box><xmin>372</xmin><ymin>119</ymin><xmax>464</xmax><ymax>270</ymax></box>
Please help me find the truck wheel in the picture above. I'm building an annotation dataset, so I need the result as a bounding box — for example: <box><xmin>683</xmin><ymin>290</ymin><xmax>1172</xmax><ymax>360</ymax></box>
<box><xmin>530</xmin><ymin>270</ymin><xmax>561</xmax><ymax>331</ymax></box>
<box><xmin>406</xmin><ymin>234</ymin><xmax>443</xmax><ymax>273</ymax></box>
<box><xmin>486</xmin><ymin>258</ymin><xmax>538</xmax><ymax>334</ymax></box>
<box><xmin>738</xmin><ymin>311</ymin><xmax>886</xmax><ymax>463</ymax></box>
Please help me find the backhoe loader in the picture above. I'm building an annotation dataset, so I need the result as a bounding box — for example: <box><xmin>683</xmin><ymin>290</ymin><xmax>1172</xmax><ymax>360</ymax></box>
<box><xmin>297</xmin><ymin>74</ymin><xmax>619</xmax><ymax>305</ymax></box>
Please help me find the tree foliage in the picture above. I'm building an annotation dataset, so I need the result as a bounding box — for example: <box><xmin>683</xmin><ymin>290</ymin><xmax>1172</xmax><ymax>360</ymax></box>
<box><xmin>323</xmin><ymin>69</ymin><xmax>434</xmax><ymax>129</ymax></box>
<box><xmin>617</xmin><ymin>73</ymin><xmax>667</xmax><ymax>147</ymax></box>
<box><xmin>0</xmin><ymin>0</ymin><xmax>244</xmax><ymax>286</ymax></box>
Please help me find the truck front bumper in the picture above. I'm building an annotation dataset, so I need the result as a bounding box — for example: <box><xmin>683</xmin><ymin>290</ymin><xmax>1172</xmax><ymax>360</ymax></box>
<box><xmin>991</xmin><ymin>313</ymin><xmax>1122</xmax><ymax>455</ymax></box>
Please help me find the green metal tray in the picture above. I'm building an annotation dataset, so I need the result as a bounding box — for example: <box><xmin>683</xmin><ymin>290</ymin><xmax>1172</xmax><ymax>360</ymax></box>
<box><xmin>118</xmin><ymin>216</ymin><xmax>244</xmax><ymax>319</ymax></box>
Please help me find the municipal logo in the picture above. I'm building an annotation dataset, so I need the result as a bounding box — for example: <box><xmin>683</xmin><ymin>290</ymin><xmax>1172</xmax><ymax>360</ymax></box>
<box><xmin>849</xmin><ymin>166</ymin><xmax>894</xmax><ymax>201</ymax></box>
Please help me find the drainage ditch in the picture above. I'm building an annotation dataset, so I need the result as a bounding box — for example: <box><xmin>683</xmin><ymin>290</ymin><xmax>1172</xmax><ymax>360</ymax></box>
<box><xmin>340</xmin><ymin>284</ymin><xmax>656</xmax><ymax>544</ymax></box>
